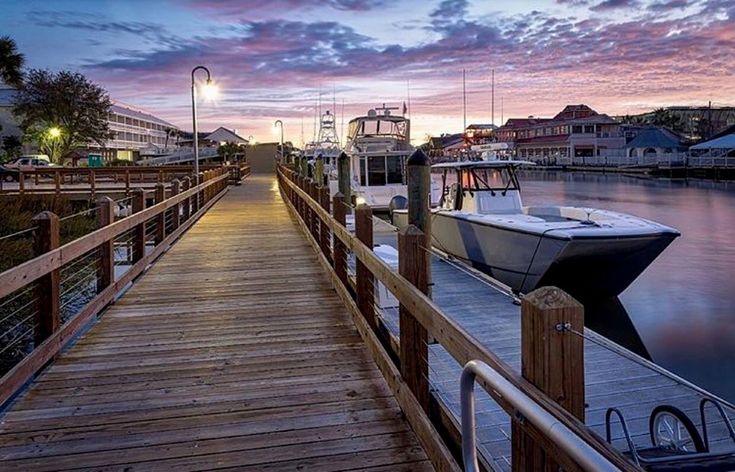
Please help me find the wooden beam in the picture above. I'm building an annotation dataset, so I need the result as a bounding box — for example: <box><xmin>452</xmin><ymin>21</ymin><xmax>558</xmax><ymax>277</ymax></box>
<box><xmin>155</xmin><ymin>183</ymin><xmax>166</xmax><ymax>244</ymax></box>
<box><xmin>132</xmin><ymin>188</ymin><xmax>146</xmax><ymax>263</ymax></box>
<box><xmin>170</xmin><ymin>179</ymin><xmax>181</xmax><ymax>231</ymax></box>
<box><xmin>333</xmin><ymin>193</ymin><xmax>347</xmax><ymax>287</ymax></box>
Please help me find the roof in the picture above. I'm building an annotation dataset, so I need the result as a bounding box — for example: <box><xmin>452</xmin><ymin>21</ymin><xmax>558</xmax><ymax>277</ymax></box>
<box><xmin>466</xmin><ymin>124</ymin><xmax>497</xmax><ymax>130</ymax></box>
<box><xmin>205</xmin><ymin>127</ymin><xmax>248</xmax><ymax>144</ymax></box>
<box><xmin>499</xmin><ymin>118</ymin><xmax>552</xmax><ymax>129</ymax></box>
<box><xmin>690</xmin><ymin>132</ymin><xmax>735</xmax><ymax>150</ymax></box>
<box><xmin>553</xmin><ymin>104</ymin><xmax>598</xmax><ymax>121</ymax></box>
<box><xmin>432</xmin><ymin>160</ymin><xmax>535</xmax><ymax>169</ymax></box>
<box><xmin>626</xmin><ymin>127</ymin><xmax>684</xmax><ymax>149</ymax></box>
<box><xmin>110</xmin><ymin>101</ymin><xmax>178</xmax><ymax>129</ymax></box>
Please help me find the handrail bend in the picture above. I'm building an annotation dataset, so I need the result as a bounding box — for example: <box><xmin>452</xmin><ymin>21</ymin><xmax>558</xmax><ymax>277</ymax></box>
<box><xmin>461</xmin><ymin>360</ymin><xmax>621</xmax><ymax>472</ymax></box>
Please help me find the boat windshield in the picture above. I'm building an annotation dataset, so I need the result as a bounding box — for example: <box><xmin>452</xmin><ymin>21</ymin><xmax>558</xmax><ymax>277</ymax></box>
<box><xmin>358</xmin><ymin>155</ymin><xmax>406</xmax><ymax>186</ymax></box>
<box><xmin>441</xmin><ymin>166</ymin><xmax>521</xmax><ymax>194</ymax></box>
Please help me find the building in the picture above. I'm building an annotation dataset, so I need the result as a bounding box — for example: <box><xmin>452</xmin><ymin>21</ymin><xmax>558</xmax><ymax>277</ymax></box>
<box><xmin>624</xmin><ymin>126</ymin><xmax>686</xmax><ymax>159</ymax></box>
<box><xmin>179</xmin><ymin>127</ymin><xmax>248</xmax><ymax>147</ymax></box>
<box><xmin>0</xmin><ymin>85</ymin><xmax>20</xmax><ymax>141</ymax></box>
<box><xmin>95</xmin><ymin>102</ymin><xmax>180</xmax><ymax>161</ymax></box>
<box><xmin>622</xmin><ymin>106</ymin><xmax>735</xmax><ymax>141</ymax></box>
<box><xmin>464</xmin><ymin>124</ymin><xmax>496</xmax><ymax>147</ymax></box>
<box><xmin>427</xmin><ymin>133</ymin><xmax>464</xmax><ymax>159</ymax></box>
<box><xmin>495</xmin><ymin>105</ymin><xmax>625</xmax><ymax>164</ymax></box>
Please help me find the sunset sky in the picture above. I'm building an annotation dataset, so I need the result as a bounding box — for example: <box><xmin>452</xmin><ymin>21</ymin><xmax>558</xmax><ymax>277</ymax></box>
<box><xmin>2</xmin><ymin>0</ymin><xmax>733</xmax><ymax>144</ymax></box>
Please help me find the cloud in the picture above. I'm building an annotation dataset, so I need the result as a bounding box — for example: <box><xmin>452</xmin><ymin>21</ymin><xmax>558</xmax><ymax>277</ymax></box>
<box><xmin>647</xmin><ymin>0</ymin><xmax>693</xmax><ymax>10</ymax></box>
<box><xmin>27</xmin><ymin>10</ymin><xmax>181</xmax><ymax>47</ymax></box>
<box><xmin>186</xmin><ymin>0</ymin><xmax>390</xmax><ymax>14</ymax></box>
<box><xmin>590</xmin><ymin>0</ymin><xmax>640</xmax><ymax>11</ymax></box>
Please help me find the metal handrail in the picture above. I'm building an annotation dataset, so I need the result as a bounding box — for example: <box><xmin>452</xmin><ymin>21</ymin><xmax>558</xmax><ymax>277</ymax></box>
<box><xmin>460</xmin><ymin>360</ymin><xmax>621</xmax><ymax>472</ymax></box>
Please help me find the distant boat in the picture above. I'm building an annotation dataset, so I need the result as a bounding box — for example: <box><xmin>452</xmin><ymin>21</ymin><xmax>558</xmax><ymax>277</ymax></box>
<box><xmin>391</xmin><ymin>160</ymin><xmax>680</xmax><ymax>297</ymax></box>
<box><xmin>343</xmin><ymin>104</ymin><xmax>414</xmax><ymax>211</ymax></box>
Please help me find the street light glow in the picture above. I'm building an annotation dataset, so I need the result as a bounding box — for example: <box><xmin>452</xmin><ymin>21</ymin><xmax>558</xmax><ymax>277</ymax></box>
<box><xmin>48</xmin><ymin>127</ymin><xmax>61</xmax><ymax>138</ymax></box>
<box><xmin>202</xmin><ymin>80</ymin><xmax>219</xmax><ymax>101</ymax></box>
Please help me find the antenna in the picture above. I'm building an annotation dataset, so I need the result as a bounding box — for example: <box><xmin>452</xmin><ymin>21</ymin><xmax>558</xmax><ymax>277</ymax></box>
<box><xmin>463</xmin><ymin>69</ymin><xmax>467</xmax><ymax>132</ymax></box>
<box><xmin>491</xmin><ymin>69</ymin><xmax>495</xmax><ymax>127</ymax></box>
<box><xmin>407</xmin><ymin>79</ymin><xmax>412</xmax><ymax>119</ymax></box>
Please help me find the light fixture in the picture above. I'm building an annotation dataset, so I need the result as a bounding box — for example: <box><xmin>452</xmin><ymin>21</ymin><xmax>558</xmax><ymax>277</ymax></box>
<box><xmin>48</xmin><ymin>127</ymin><xmax>61</xmax><ymax>138</ymax></box>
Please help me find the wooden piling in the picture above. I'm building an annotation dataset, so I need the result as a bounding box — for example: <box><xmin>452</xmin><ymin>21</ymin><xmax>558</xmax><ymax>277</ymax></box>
<box><xmin>355</xmin><ymin>204</ymin><xmax>376</xmax><ymax>331</ymax></box>
<box><xmin>337</xmin><ymin>151</ymin><xmax>351</xmax><ymax>205</ymax></box>
<box><xmin>132</xmin><ymin>189</ymin><xmax>146</xmax><ymax>263</ymax></box>
<box><xmin>333</xmin><ymin>192</ymin><xmax>348</xmax><ymax>287</ymax></box>
<box><xmin>181</xmin><ymin>177</ymin><xmax>191</xmax><ymax>221</ymax></box>
<box><xmin>512</xmin><ymin>286</ymin><xmax>585</xmax><ymax>472</ymax></box>
<box><xmin>318</xmin><ymin>185</ymin><xmax>331</xmax><ymax>260</ymax></box>
<box><xmin>96</xmin><ymin>197</ymin><xmax>115</xmax><ymax>292</ymax></box>
<box><xmin>398</xmin><ymin>224</ymin><xmax>430</xmax><ymax>412</ymax></box>
<box><xmin>32</xmin><ymin>212</ymin><xmax>60</xmax><ymax>346</ymax></box>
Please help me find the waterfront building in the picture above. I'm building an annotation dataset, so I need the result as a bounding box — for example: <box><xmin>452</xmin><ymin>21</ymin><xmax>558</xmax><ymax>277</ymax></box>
<box><xmin>624</xmin><ymin>126</ymin><xmax>686</xmax><ymax>160</ymax></box>
<box><xmin>427</xmin><ymin>133</ymin><xmax>464</xmax><ymax>159</ymax></box>
<box><xmin>622</xmin><ymin>106</ymin><xmax>735</xmax><ymax>141</ymax></box>
<box><xmin>96</xmin><ymin>101</ymin><xmax>180</xmax><ymax>161</ymax></box>
<box><xmin>0</xmin><ymin>85</ymin><xmax>20</xmax><ymax>141</ymax></box>
<box><xmin>495</xmin><ymin>105</ymin><xmax>625</xmax><ymax>164</ymax></box>
<box><xmin>179</xmin><ymin>127</ymin><xmax>249</xmax><ymax>147</ymax></box>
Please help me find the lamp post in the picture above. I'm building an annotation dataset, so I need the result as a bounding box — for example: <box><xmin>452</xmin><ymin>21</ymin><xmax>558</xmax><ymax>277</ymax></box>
<box><xmin>191</xmin><ymin>66</ymin><xmax>216</xmax><ymax>184</ymax></box>
<box><xmin>273</xmin><ymin>120</ymin><xmax>284</xmax><ymax>162</ymax></box>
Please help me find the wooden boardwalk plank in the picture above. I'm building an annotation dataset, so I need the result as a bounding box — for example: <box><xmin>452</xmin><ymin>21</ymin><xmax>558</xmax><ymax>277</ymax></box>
<box><xmin>0</xmin><ymin>176</ymin><xmax>430</xmax><ymax>471</ymax></box>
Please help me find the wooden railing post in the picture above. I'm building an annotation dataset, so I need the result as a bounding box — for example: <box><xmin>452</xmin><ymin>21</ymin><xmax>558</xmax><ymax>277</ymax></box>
<box><xmin>318</xmin><ymin>185</ymin><xmax>330</xmax><ymax>260</ymax></box>
<box><xmin>32</xmin><ymin>211</ymin><xmax>60</xmax><ymax>345</ymax></box>
<box><xmin>512</xmin><ymin>286</ymin><xmax>585</xmax><ymax>472</ymax></box>
<box><xmin>170</xmin><ymin>179</ymin><xmax>181</xmax><ymax>231</ymax></box>
<box><xmin>89</xmin><ymin>170</ymin><xmax>96</xmax><ymax>198</ymax></box>
<box><xmin>19</xmin><ymin>172</ymin><xmax>25</xmax><ymax>194</ymax></box>
<box><xmin>309</xmin><ymin>180</ymin><xmax>319</xmax><ymax>239</ymax></box>
<box><xmin>333</xmin><ymin>192</ymin><xmax>347</xmax><ymax>286</ymax></box>
<box><xmin>125</xmin><ymin>169</ymin><xmax>131</xmax><ymax>196</ymax></box>
<box><xmin>96</xmin><ymin>197</ymin><xmax>115</xmax><ymax>292</ymax></box>
<box><xmin>195</xmin><ymin>172</ymin><xmax>204</xmax><ymax>213</ymax></box>
<box><xmin>155</xmin><ymin>182</ymin><xmax>166</xmax><ymax>244</ymax></box>
<box><xmin>355</xmin><ymin>204</ymin><xmax>376</xmax><ymax>331</ymax></box>
<box><xmin>132</xmin><ymin>188</ymin><xmax>146</xmax><ymax>263</ymax></box>
<box><xmin>54</xmin><ymin>171</ymin><xmax>61</xmax><ymax>195</ymax></box>
<box><xmin>407</xmin><ymin>149</ymin><xmax>432</xmax><ymax>296</ymax></box>
<box><xmin>398</xmin><ymin>224</ymin><xmax>430</xmax><ymax>412</ymax></box>
<box><xmin>181</xmin><ymin>177</ymin><xmax>191</xmax><ymax>222</ymax></box>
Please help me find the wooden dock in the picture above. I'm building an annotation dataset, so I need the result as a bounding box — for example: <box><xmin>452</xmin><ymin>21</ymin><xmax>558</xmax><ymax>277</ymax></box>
<box><xmin>0</xmin><ymin>176</ymin><xmax>431</xmax><ymax>471</ymax></box>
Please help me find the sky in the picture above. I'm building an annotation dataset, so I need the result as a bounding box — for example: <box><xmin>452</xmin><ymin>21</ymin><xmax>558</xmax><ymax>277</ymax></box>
<box><xmin>1</xmin><ymin>0</ymin><xmax>734</xmax><ymax>145</ymax></box>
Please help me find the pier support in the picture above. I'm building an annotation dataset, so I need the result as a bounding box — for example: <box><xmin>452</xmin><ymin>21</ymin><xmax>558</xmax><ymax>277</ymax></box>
<box><xmin>337</xmin><ymin>151</ymin><xmax>351</xmax><ymax>205</ymax></box>
<box><xmin>512</xmin><ymin>286</ymin><xmax>585</xmax><ymax>472</ymax></box>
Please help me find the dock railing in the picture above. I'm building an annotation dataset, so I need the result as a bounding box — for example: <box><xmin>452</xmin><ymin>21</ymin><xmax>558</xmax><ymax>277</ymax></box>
<box><xmin>0</xmin><ymin>167</ymin><xmax>231</xmax><ymax>408</ymax></box>
<box><xmin>0</xmin><ymin>164</ymin><xmax>250</xmax><ymax>196</ymax></box>
<box><xmin>277</xmin><ymin>163</ymin><xmax>641</xmax><ymax>472</ymax></box>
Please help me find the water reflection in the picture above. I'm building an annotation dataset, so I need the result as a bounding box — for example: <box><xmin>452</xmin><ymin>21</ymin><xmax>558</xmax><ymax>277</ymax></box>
<box><xmin>517</xmin><ymin>170</ymin><xmax>735</xmax><ymax>402</ymax></box>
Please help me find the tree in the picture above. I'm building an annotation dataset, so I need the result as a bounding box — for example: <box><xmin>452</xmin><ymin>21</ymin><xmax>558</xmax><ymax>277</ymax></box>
<box><xmin>1</xmin><ymin>135</ymin><xmax>22</xmax><ymax>162</ymax></box>
<box><xmin>0</xmin><ymin>36</ymin><xmax>24</xmax><ymax>88</ymax></box>
<box><xmin>13</xmin><ymin>70</ymin><xmax>113</xmax><ymax>163</ymax></box>
<box><xmin>217</xmin><ymin>142</ymin><xmax>246</xmax><ymax>161</ymax></box>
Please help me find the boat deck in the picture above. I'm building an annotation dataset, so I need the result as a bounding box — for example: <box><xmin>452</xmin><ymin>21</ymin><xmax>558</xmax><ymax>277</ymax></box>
<box><xmin>0</xmin><ymin>177</ymin><xmax>432</xmax><ymax>471</ymax></box>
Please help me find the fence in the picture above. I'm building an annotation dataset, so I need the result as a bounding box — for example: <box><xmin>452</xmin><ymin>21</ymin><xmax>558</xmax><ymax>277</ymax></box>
<box><xmin>0</xmin><ymin>167</ymin><xmax>231</xmax><ymax>408</ymax></box>
<box><xmin>276</xmin><ymin>163</ymin><xmax>639</xmax><ymax>471</ymax></box>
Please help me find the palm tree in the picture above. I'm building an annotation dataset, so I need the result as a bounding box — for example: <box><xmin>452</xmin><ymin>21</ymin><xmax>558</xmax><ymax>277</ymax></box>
<box><xmin>0</xmin><ymin>36</ymin><xmax>24</xmax><ymax>88</ymax></box>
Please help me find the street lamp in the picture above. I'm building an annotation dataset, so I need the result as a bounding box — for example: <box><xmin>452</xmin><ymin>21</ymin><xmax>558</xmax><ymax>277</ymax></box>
<box><xmin>273</xmin><ymin>120</ymin><xmax>284</xmax><ymax>162</ymax></box>
<box><xmin>191</xmin><ymin>66</ymin><xmax>218</xmax><ymax>184</ymax></box>
<box><xmin>48</xmin><ymin>126</ymin><xmax>61</xmax><ymax>139</ymax></box>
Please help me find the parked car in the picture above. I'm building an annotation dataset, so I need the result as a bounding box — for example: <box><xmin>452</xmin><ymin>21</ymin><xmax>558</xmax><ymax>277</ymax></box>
<box><xmin>5</xmin><ymin>156</ymin><xmax>55</xmax><ymax>171</ymax></box>
<box><xmin>0</xmin><ymin>164</ymin><xmax>21</xmax><ymax>182</ymax></box>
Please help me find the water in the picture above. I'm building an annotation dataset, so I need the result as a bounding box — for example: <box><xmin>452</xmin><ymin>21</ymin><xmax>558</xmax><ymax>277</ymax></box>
<box><xmin>517</xmin><ymin>170</ymin><xmax>735</xmax><ymax>402</ymax></box>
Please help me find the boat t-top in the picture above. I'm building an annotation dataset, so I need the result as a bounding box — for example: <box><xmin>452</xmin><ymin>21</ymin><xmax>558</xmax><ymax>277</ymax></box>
<box><xmin>305</xmin><ymin>109</ymin><xmax>342</xmax><ymax>172</ymax></box>
<box><xmin>343</xmin><ymin>104</ymin><xmax>413</xmax><ymax>211</ymax></box>
<box><xmin>391</xmin><ymin>160</ymin><xmax>680</xmax><ymax>297</ymax></box>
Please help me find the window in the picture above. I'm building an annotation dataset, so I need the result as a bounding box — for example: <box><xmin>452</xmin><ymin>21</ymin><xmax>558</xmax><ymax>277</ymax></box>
<box><xmin>572</xmin><ymin>125</ymin><xmax>583</xmax><ymax>134</ymax></box>
<box><xmin>386</xmin><ymin>155</ymin><xmax>404</xmax><ymax>184</ymax></box>
<box><xmin>584</xmin><ymin>125</ymin><xmax>594</xmax><ymax>134</ymax></box>
<box><xmin>359</xmin><ymin>157</ymin><xmax>367</xmax><ymax>186</ymax></box>
<box><xmin>367</xmin><ymin>156</ymin><xmax>386</xmax><ymax>186</ymax></box>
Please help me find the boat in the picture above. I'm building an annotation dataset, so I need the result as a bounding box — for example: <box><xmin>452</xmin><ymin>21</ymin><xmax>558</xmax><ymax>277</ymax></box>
<box><xmin>304</xmin><ymin>109</ymin><xmax>342</xmax><ymax>181</ymax></box>
<box><xmin>343</xmin><ymin>104</ymin><xmax>413</xmax><ymax>211</ymax></box>
<box><xmin>391</xmin><ymin>160</ymin><xmax>680</xmax><ymax>297</ymax></box>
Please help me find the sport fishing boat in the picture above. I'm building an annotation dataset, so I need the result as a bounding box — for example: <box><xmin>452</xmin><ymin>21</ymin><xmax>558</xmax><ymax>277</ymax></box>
<box><xmin>305</xmin><ymin>109</ymin><xmax>342</xmax><ymax>177</ymax></box>
<box><xmin>343</xmin><ymin>104</ymin><xmax>413</xmax><ymax>211</ymax></box>
<box><xmin>391</xmin><ymin>160</ymin><xmax>680</xmax><ymax>297</ymax></box>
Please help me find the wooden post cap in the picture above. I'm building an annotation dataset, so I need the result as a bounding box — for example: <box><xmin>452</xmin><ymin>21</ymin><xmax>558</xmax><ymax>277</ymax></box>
<box><xmin>522</xmin><ymin>286</ymin><xmax>583</xmax><ymax>311</ymax></box>
<box><xmin>398</xmin><ymin>223</ymin><xmax>424</xmax><ymax>238</ymax></box>
<box><xmin>407</xmin><ymin>148</ymin><xmax>429</xmax><ymax>166</ymax></box>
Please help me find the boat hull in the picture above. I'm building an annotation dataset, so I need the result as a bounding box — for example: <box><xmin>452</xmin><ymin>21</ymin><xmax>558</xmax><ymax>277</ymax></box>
<box><xmin>393</xmin><ymin>211</ymin><xmax>677</xmax><ymax>298</ymax></box>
